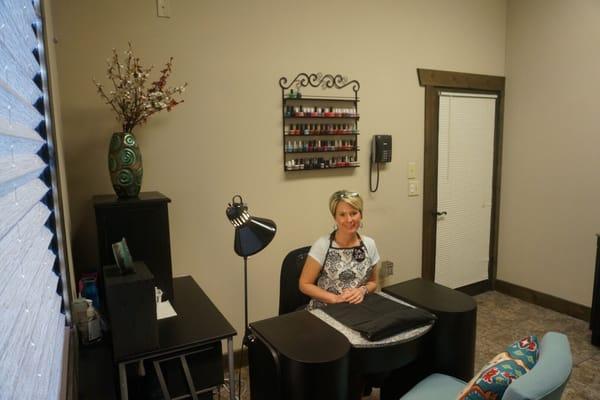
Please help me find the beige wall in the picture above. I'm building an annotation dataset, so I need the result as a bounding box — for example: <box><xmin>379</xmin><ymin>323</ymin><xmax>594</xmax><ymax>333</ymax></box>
<box><xmin>499</xmin><ymin>0</ymin><xmax>600</xmax><ymax>306</ymax></box>
<box><xmin>49</xmin><ymin>0</ymin><xmax>506</xmax><ymax>347</ymax></box>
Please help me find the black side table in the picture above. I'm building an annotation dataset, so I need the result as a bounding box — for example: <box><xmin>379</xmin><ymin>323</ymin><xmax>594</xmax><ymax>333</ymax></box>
<box><xmin>383</xmin><ymin>278</ymin><xmax>477</xmax><ymax>381</ymax></box>
<box><xmin>118</xmin><ymin>276</ymin><xmax>237</xmax><ymax>400</ymax></box>
<box><xmin>93</xmin><ymin>191</ymin><xmax>174</xmax><ymax>301</ymax></box>
<box><xmin>78</xmin><ymin>276</ymin><xmax>237</xmax><ymax>400</ymax></box>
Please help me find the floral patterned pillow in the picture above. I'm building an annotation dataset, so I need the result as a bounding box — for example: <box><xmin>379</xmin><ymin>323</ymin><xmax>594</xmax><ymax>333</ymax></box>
<box><xmin>457</xmin><ymin>335</ymin><xmax>540</xmax><ymax>400</ymax></box>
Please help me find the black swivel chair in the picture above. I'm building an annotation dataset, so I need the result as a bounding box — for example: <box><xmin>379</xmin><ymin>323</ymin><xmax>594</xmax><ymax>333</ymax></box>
<box><xmin>278</xmin><ymin>246</ymin><xmax>311</xmax><ymax>315</ymax></box>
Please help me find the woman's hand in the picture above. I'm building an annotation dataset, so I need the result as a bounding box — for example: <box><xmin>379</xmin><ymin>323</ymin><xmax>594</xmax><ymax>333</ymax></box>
<box><xmin>341</xmin><ymin>287</ymin><xmax>367</xmax><ymax>304</ymax></box>
<box><xmin>329</xmin><ymin>293</ymin><xmax>347</xmax><ymax>304</ymax></box>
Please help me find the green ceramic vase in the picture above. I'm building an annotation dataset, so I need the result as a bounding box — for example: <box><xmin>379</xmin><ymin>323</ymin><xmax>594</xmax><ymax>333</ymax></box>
<box><xmin>108</xmin><ymin>132</ymin><xmax>143</xmax><ymax>198</ymax></box>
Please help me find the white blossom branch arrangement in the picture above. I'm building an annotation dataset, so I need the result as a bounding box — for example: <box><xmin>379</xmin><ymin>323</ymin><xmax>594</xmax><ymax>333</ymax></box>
<box><xmin>93</xmin><ymin>44</ymin><xmax>187</xmax><ymax>133</ymax></box>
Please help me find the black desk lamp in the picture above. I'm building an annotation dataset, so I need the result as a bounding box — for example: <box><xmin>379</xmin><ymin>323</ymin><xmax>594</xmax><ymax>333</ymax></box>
<box><xmin>226</xmin><ymin>195</ymin><xmax>276</xmax><ymax>344</ymax></box>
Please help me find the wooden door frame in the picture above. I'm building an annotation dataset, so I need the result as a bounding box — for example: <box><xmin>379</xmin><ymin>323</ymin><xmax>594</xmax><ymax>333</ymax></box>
<box><xmin>418</xmin><ymin>69</ymin><xmax>505</xmax><ymax>291</ymax></box>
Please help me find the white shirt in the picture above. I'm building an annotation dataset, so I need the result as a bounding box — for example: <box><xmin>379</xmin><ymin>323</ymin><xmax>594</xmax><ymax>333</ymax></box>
<box><xmin>308</xmin><ymin>234</ymin><xmax>380</xmax><ymax>267</ymax></box>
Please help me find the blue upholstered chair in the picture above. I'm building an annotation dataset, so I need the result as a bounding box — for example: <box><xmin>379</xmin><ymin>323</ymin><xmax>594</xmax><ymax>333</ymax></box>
<box><xmin>400</xmin><ymin>332</ymin><xmax>572</xmax><ymax>400</ymax></box>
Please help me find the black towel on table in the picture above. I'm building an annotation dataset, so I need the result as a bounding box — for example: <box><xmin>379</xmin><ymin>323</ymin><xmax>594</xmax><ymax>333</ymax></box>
<box><xmin>322</xmin><ymin>293</ymin><xmax>436</xmax><ymax>341</ymax></box>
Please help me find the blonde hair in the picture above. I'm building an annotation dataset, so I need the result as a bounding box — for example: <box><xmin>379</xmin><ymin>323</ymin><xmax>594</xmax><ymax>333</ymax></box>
<box><xmin>329</xmin><ymin>190</ymin><xmax>363</xmax><ymax>216</ymax></box>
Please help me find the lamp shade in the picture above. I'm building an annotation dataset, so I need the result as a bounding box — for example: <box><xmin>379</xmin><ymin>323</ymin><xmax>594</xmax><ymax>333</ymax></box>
<box><xmin>226</xmin><ymin>195</ymin><xmax>276</xmax><ymax>257</ymax></box>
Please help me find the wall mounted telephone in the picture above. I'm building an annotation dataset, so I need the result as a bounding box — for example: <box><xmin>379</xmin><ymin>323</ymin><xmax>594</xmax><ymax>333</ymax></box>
<box><xmin>370</xmin><ymin>134</ymin><xmax>392</xmax><ymax>192</ymax></box>
<box><xmin>372</xmin><ymin>135</ymin><xmax>392</xmax><ymax>163</ymax></box>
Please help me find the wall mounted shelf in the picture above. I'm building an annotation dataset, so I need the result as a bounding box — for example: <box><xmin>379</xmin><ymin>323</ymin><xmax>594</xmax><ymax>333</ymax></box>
<box><xmin>279</xmin><ymin>73</ymin><xmax>360</xmax><ymax>172</ymax></box>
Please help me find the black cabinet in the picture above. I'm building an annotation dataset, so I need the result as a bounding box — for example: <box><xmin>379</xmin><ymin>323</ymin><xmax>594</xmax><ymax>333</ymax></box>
<box><xmin>383</xmin><ymin>278</ymin><xmax>477</xmax><ymax>381</ymax></box>
<box><xmin>93</xmin><ymin>191</ymin><xmax>173</xmax><ymax>301</ymax></box>
<box><xmin>248</xmin><ymin>311</ymin><xmax>350</xmax><ymax>400</ymax></box>
<box><xmin>592</xmin><ymin>234</ymin><xmax>600</xmax><ymax>346</ymax></box>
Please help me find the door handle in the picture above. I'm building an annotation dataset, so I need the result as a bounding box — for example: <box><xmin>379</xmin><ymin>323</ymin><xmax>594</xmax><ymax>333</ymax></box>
<box><xmin>435</xmin><ymin>211</ymin><xmax>447</xmax><ymax>216</ymax></box>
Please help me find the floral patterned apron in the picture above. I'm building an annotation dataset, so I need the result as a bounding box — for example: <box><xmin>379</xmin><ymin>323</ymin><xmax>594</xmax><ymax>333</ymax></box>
<box><xmin>308</xmin><ymin>231</ymin><xmax>374</xmax><ymax>310</ymax></box>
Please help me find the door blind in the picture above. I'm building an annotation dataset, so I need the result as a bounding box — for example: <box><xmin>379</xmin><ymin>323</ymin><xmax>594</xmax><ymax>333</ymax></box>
<box><xmin>435</xmin><ymin>93</ymin><xmax>496</xmax><ymax>288</ymax></box>
<box><xmin>0</xmin><ymin>1</ymin><xmax>67</xmax><ymax>399</ymax></box>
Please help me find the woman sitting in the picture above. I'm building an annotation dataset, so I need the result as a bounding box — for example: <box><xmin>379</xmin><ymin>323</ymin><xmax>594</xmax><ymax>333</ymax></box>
<box><xmin>300</xmin><ymin>190</ymin><xmax>380</xmax><ymax>310</ymax></box>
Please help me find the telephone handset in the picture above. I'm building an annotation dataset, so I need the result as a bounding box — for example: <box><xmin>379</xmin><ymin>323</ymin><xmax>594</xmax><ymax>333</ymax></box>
<box><xmin>372</xmin><ymin>135</ymin><xmax>392</xmax><ymax>163</ymax></box>
<box><xmin>369</xmin><ymin>134</ymin><xmax>392</xmax><ymax>192</ymax></box>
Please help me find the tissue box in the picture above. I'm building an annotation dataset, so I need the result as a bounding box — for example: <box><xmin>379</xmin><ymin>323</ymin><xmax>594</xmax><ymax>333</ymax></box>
<box><xmin>103</xmin><ymin>261</ymin><xmax>158</xmax><ymax>359</ymax></box>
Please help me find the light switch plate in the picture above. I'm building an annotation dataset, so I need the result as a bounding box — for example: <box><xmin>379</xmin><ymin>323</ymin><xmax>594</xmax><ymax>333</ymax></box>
<box><xmin>408</xmin><ymin>162</ymin><xmax>417</xmax><ymax>179</ymax></box>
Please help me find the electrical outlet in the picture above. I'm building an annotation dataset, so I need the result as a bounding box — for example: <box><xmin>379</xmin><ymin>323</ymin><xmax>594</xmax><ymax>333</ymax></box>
<box><xmin>380</xmin><ymin>260</ymin><xmax>394</xmax><ymax>278</ymax></box>
<box><xmin>157</xmin><ymin>0</ymin><xmax>170</xmax><ymax>18</ymax></box>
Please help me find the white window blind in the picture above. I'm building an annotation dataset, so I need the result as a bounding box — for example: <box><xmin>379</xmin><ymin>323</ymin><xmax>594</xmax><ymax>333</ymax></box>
<box><xmin>0</xmin><ymin>1</ymin><xmax>67</xmax><ymax>399</ymax></box>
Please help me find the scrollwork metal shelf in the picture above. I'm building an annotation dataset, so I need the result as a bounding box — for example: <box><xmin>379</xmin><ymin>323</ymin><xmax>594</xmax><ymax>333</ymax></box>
<box><xmin>280</xmin><ymin>73</ymin><xmax>361</xmax><ymax>172</ymax></box>
<box><xmin>284</xmin><ymin>115</ymin><xmax>360</xmax><ymax>120</ymax></box>
<box><xmin>284</xmin><ymin>149</ymin><xmax>359</xmax><ymax>154</ymax></box>
<box><xmin>284</xmin><ymin>96</ymin><xmax>359</xmax><ymax>102</ymax></box>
